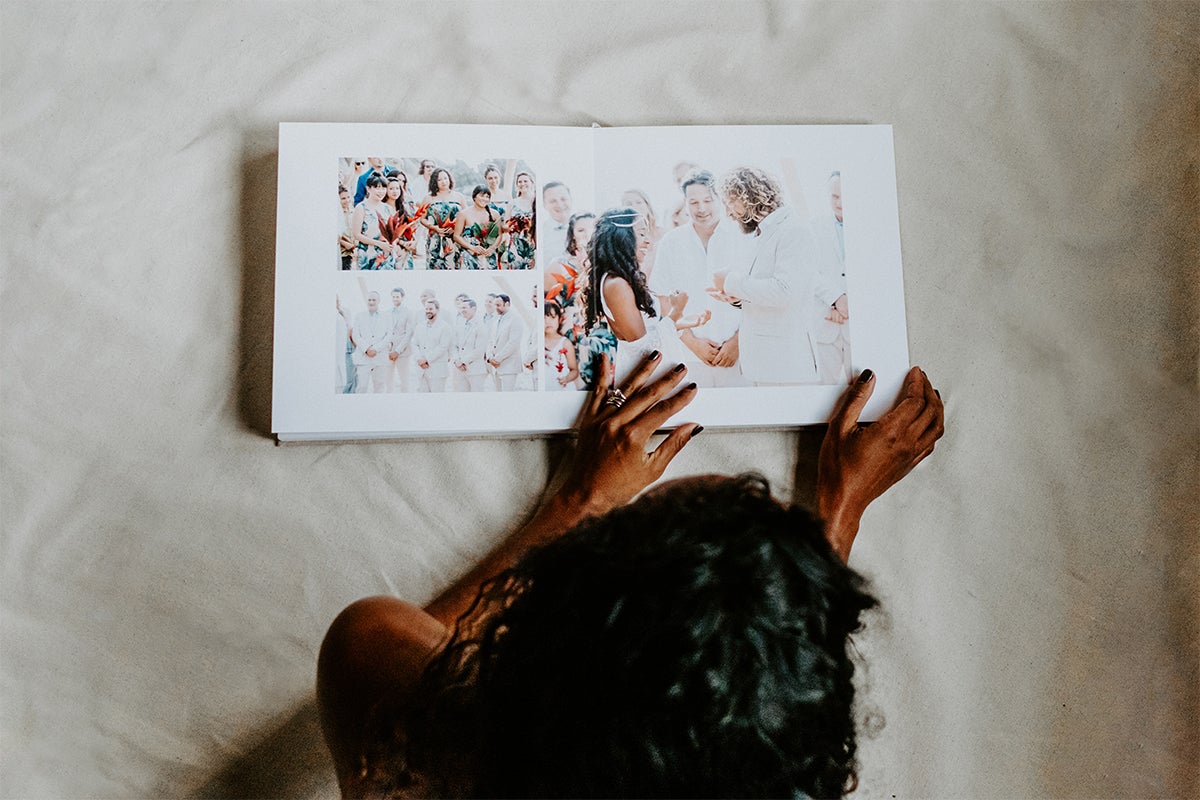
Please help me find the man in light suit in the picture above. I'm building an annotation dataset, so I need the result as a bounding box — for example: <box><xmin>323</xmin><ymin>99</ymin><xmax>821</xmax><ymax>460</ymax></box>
<box><xmin>650</xmin><ymin>169</ymin><xmax>753</xmax><ymax>388</ymax></box>
<box><xmin>386</xmin><ymin>287</ymin><xmax>417</xmax><ymax>393</ymax></box>
<box><xmin>809</xmin><ymin>172</ymin><xmax>851</xmax><ymax>384</ymax></box>
<box><xmin>351</xmin><ymin>291</ymin><xmax>395</xmax><ymax>393</ymax></box>
<box><xmin>487</xmin><ymin>293</ymin><xmax>524</xmax><ymax>392</ymax></box>
<box><xmin>450</xmin><ymin>298</ymin><xmax>489</xmax><ymax>392</ymax></box>
<box><xmin>413</xmin><ymin>298</ymin><xmax>452</xmax><ymax>393</ymax></box>
<box><xmin>711</xmin><ymin>167</ymin><xmax>819</xmax><ymax>386</ymax></box>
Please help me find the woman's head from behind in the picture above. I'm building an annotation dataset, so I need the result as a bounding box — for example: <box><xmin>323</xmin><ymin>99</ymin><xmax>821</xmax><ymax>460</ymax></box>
<box><xmin>394</xmin><ymin>474</ymin><xmax>878</xmax><ymax>799</ymax></box>
<box><xmin>585</xmin><ymin>207</ymin><xmax>655</xmax><ymax>328</ymax></box>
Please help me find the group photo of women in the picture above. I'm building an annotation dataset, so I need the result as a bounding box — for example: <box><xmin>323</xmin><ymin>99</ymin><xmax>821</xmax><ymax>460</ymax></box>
<box><xmin>336</xmin><ymin>156</ymin><xmax>536</xmax><ymax>272</ymax></box>
<box><xmin>543</xmin><ymin>157</ymin><xmax>850</xmax><ymax>392</ymax></box>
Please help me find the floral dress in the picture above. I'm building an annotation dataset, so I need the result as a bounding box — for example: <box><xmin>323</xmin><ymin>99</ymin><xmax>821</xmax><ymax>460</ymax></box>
<box><xmin>355</xmin><ymin>203</ymin><xmax>395</xmax><ymax>270</ymax></box>
<box><xmin>380</xmin><ymin>210</ymin><xmax>416</xmax><ymax>270</ymax></box>
<box><xmin>544</xmin><ymin>334</ymin><xmax>575</xmax><ymax>391</ymax></box>
<box><xmin>425</xmin><ymin>200</ymin><xmax>461</xmax><ymax>270</ymax></box>
<box><xmin>506</xmin><ymin>204</ymin><xmax>536</xmax><ymax>270</ymax></box>
<box><xmin>459</xmin><ymin>209</ymin><xmax>503</xmax><ymax>270</ymax></box>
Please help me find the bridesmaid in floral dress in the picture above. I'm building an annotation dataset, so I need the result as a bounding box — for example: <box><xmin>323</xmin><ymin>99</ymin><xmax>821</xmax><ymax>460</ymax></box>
<box><xmin>381</xmin><ymin>177</ymin><xmax>417</xmax><ymax>270</ymax></box>
<box><xmin>351</xmin><ymin>174</ymin><xmax>396</xmax><ymax>270</ymax></box>
<box><xmin>453</xmin><ymin>185</ymin><xmax>504</xmax><ymax>270</ymax></box>
<box><xmin>506</xmin><ymin>171</ymin><xmax>537</xmax><ymax>270</ymax></box>
<box><xmin>418</xmin><ymin>168</ymin><xmax>466</xmax><ymax>270</ymax></box>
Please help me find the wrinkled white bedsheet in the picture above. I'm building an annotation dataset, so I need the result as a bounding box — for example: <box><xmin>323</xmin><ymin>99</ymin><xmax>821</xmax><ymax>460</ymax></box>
<box><xmin>2</xmin><ymin>2</ymin><xmax>1196</xmax><ymax>797</ymax></box>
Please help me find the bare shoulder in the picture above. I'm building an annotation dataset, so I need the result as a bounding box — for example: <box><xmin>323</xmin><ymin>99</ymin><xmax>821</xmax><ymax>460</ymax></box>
<box><xmin>602</xmin><ymin>274</ymin><xmax>634</xmax><ymax>304</ymax></box>
<box><xmin>317</xmin><ymin>596</ymin><xmax>448</xmax><ymax>794</ymax></box>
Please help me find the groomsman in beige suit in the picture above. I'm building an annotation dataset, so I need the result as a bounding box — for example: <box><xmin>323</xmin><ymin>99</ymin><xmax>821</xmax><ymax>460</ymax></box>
<box><xmin>451</xmin><ymin>298</ymin><xmax>489</xmax><ymax>392</ymax></box>
<box><xmin>351</xmin><ymin>291</ymin><xmax>395</xmax><ymax>393</ymax></box>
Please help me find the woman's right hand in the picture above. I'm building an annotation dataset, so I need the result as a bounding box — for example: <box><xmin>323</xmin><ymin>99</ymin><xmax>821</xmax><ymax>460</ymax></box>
<box><xmin>817</xmin><ymin>366</ymin><xmax>944</xmax><ymax>561</ymax></box>
<box><xmin>561</xmin><ymin>352</ymin><xmax>700</xmax><ymax>516</ymax></box>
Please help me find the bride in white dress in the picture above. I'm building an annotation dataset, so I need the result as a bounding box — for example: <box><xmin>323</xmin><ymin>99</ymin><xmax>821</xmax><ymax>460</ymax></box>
<box><xmin>580</xmin><ymin>208</ymin><xmax>709</xmax><ymax>388</ymax></box>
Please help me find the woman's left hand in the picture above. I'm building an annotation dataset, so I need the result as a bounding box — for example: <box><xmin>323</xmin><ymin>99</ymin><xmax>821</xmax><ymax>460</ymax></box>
<box><xmin>561</xmin><ymin>352</ymin><xmax>701</xmax><ymax>515</ymax></box>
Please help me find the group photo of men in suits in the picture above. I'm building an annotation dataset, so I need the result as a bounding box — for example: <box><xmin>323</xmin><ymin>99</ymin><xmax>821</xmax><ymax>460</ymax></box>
<box><xmin>335</xmin><ymin>274</ymin><xmax>539</xmax><ymax>394</ymax></box>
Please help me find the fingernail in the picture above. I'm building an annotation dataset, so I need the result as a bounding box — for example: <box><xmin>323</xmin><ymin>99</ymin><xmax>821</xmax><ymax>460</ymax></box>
<box><xmin>672</xmin><ymin>363</ymin><xmax>687</xmax><ymax>374</ymax></box>
<box><xmin>685</xmin><ymin>382</ymin><xmax>697</xmax><ymax>391</ymax></box>
<box><xmin>648</xmin><ymin>350</ymin><xmax>661</xmax><ymax>361</ymax></box>
<box><xmin>858</xmin><ymin>369</ymin><xmax>873</xmax><ymax>384</ymax></box>
<box><xmin>690</xmin><ymin>425</ymin><xmax>704</xmax><ymax>438</ymax></box>
<box><xmin>934</xmin><ymin>389</ymin><xmax>941</xmax><ymax>399</ymax></box>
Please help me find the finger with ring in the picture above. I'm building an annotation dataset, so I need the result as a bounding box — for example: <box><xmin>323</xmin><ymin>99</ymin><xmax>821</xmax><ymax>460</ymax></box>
<box><xmin>604</xmin><ymin>387</ymin><xmax>628</xmax><ymax>409</ymax></box>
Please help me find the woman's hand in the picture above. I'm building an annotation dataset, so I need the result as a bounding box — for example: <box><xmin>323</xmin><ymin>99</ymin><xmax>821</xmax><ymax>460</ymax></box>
<box><xmin>561</xmin><ymin>352</ymin><xmax>701</xmax><ymax>516</ymax></box>
<box><xmin>817</xmin><ymin>366</ymin><xmax>944</xmax><ymax>561</ymax></box>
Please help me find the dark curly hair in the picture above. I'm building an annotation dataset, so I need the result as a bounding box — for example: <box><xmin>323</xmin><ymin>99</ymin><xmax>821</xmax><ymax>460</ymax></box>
<box><xmin>365</xmin><ymin>474</ymin><xmax>878</xmax><ymax>798</ymax></box>
<box><xmin>584</xmin><ymin>207</ymin><xmax>657</xmax><ymax>331</ymax></box>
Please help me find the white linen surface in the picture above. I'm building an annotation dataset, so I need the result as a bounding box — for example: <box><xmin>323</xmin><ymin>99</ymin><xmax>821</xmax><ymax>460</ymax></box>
<box><xmin>2</xmin><ymin>2</ymin><xmax>1196</xmax><ymax>797</ymax></box>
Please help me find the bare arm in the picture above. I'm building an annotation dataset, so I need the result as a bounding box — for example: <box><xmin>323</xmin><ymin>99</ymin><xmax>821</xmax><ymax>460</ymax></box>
<box><xmin>451</xmin><ymin>212</ymin><xmax>476</xmax><ymax>253</ymax></box>
<box><xmin>317</xmin><ymin>353</ymin><xmax>700</xmax><ymax>791</ymax></box>
<box><xmin>559</xmin><ymin>341</ymin><xmax>580</xmax><ymax>387</ymax></box>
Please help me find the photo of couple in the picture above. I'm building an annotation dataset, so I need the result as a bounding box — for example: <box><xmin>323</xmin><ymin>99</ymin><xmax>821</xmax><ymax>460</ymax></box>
<box><xmin>544</xmin><ymin>160</ymin><xmax>849</xmax><ymax>391</ymax></box>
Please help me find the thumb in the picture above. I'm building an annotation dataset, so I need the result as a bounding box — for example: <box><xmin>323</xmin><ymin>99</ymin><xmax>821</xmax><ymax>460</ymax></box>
<box><xmin>830</xmin><ymin>370</ymin><xmax>875</xmax><ymax>435</ymax></box>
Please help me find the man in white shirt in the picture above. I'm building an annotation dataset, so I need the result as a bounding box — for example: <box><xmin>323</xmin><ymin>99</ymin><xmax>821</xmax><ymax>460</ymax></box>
<box><xmin>413</xmin><ymin>298</ymin><xmax>452</xmax><ymax>393</ymax></box>
<box><xmin>809</xmin><ymin>171</ymin><xmax>851</xmax><ymax>384</ymax></box>
<box><xmin>650</xmin><ymin>169</ymin><xmax>753</xmax><ymax>388</ymax></box>
<box><xmin>487</xmin><ymin>293</ymin><xmax>524</xmax><ymax>392</ymax></box>
<box><xmin>711</xmin><ymin>167</ymin><xmax>820</xmax><ymax>386</ymax></box>
<box><xmin>451</xmin><ymin>298</ymin><xmax>489</xmax><ymax>392</ymax></box>
<box><xmin>386</xmin><ymin>288</ymin><xmax>417</xmax><ymax>393</ymax></box>
<box><xmin>351</xmin><ymin>291</ymin><xmax>395</xmax><ymax>393</ymax></box>
<box><xmin>540</xmin><ymin>181</ymin><xmax>573</xmax><ymax>250</ymax></box>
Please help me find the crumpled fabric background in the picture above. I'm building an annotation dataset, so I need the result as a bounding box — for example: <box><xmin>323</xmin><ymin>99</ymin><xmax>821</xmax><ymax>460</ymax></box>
<box><xmin>2</xmin><ymin>2</ymin><xmax>1196</xmax><ymax>797</ymax></box>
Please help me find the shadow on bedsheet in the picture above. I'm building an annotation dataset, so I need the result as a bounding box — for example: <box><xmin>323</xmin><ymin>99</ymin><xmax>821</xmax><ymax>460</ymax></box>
<box><xmin>188</xmin><ymin>699</ymin><xmax>336</xmax><ymax>799</ymax></box>
<box><xmin>235</xmin><ymin>141</ymin><xmax>279</xmax><ymax>440</ymax></box>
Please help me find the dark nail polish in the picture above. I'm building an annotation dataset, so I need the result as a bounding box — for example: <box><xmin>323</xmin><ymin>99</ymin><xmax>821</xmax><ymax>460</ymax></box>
<box><xmin>672</xmin><ymin>363</ymin><xmax>687</xmax><ymax>374</ymax></box>
<box><xmin>690</xmin><ymin>425</ymin><xmax>704</xmax><ymax>438</ymax></box>
<box><xmin>685</xmin><ymin>382</ymin><xmax>697</xmax><ymax>391</ymax></box>
<box><xmin>648</xmin><ymin>350</ymin><xmax>661</xmax><ymax>361</ymax></box>
<box><xmin>858</xmin><ymin>369</ymin><xmax>873</xmax><ymax>384</ymax></box>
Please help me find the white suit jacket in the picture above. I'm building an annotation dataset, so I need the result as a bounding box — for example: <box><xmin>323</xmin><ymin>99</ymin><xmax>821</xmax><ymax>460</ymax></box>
<box><xmin>351</xmin><ymin>311</ymin><xmax>394</xmax><ymax>366</ymax></box>
<box><xmin>390</xmin><ymin>304</ymin><xmax>417</xmax><ymax>357</ymax></box>
<box><xmin>722</xmin><ymin>206</ymin><xmax>819</xmax><ymax>383</ymax></box>
<box><xmin>455</xmin><ymin>317</ymin><xmax>489</xmax><ymax>377</ymax></box>
<box><xmin>807</xmin><ymin>212</ymin><xmax>848</xmax><ymax>345</ymax></box>
<box><xmin>488</xmin><ymin>312</ymin><xmax>524</xmax><ymax>376</ymax></box>
<box><xmin>413</xmin><ymin>317</ymin><xmax>452</xmax><ymax>379</ymax></box>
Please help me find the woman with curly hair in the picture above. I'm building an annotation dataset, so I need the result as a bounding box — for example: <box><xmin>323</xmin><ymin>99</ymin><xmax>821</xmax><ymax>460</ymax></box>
<box><xmin>418</xmin><ymin>167</ymin><xmax>467</xmax><ymax>270</ymax></box>
<box><xmin>318</xmin><ymin>356</ymin><xmax>945</xmax><ymax>798</ymax></box>
<box><xmin>580</xmin><ymin>207</ymin><xmax>707</xmax><ymax>388</ymax></box>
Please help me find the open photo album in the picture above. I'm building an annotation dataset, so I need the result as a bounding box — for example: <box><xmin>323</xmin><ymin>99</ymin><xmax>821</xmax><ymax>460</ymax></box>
<box><xmin>271</xmin><ymin>123</ymin><xmax>909</xmax><ymax>441</ymax></box>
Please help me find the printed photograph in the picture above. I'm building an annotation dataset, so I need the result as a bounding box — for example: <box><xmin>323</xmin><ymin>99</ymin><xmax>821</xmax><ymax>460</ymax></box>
<box><xmin>337</xmin><ymin>157</ymin><xmax>536</xmax><ymax>272</ymax></box>
<box><xmin>551</xmin><ymin>153</ymin><xmax>849</xmax><ymax>390</ymax></box>
<box><xmin>336</xmin><ymin>272</ymin><xmax>540</xmax><ymax>395</ymax></box>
